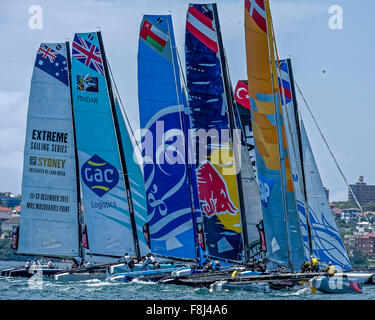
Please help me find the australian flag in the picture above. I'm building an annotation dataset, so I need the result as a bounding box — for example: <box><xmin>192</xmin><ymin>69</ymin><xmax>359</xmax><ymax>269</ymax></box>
<box><xmin>35</xmin><ymin>43</ymin><xmax>68</xmax><ymax>86</ymax></box>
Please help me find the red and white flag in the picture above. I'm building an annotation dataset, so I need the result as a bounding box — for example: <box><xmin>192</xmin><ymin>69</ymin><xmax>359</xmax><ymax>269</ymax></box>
<box><xmin>186</xmin><ymin>5</ymin><xmax>218</xmax><ymax>53</ymax></box>
<box><xmin>245</xmin><ymin>0</ymin><xmax>267</xmax><ymax>33</ymax></box>
<box><xmin>235</xmin><ymin>80</ymin><xmax>250</xmax><ymax>110</ymax></box>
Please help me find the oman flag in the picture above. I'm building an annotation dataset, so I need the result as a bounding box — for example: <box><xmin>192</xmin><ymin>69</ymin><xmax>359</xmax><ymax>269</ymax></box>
<box><xmin>140</xmin><ymin>20</ymin><xmax>169</xmax><ymax>52</ymax></box>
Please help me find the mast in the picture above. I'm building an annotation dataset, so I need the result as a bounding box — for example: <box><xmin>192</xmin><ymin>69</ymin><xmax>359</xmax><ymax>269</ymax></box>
<box><xmin>97</xmin><ymin>31</ymin><xmax>141</xmax><ymax>259</ymax></box>
<box><xmin>66</xmin><ymin>41</ymin><xmax>84</xmax><ymax>259</ymax></box>
<box><xmin>286</xmin><ymin>59</ymin><xmax>314</xmax><ymax>257</ymax></box>
<box><xmin>212</xmin><ymin>3</ymin><xmax>249</xmax><ymax>261</ymax></box>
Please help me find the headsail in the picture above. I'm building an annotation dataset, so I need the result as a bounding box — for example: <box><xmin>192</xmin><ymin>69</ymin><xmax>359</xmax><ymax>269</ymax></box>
<box><xmin>244</xmin><ymin>0</ymin><xmax>305</xmax><ymax>269</ymax></box>
<box><xmin>300</xmin><ymin>121</ymin><xmax>352</xmax><ymax>270</ymax></box>
<box><xmin>71</xmin><ymin>32</ymin><xmax>138</xmax><ymax>258</ymax></box>
<box><xmin>18</xmin><ymin>42</ymin><xmax>80</xmax><ymax>258</ymax></box>
<box><xmin>232</xmin><ymin>82</ymin><xmax>266</xmax><ymax>260</ymax></box>
<box><xmin>138</xmin><ymin>15</ymin><xmax>199</xmax><ymax>260</ymax></box>
<box><xmin>185</xmin><ymin>3</ymin><xmax>244</xmax><ymax>261</ymax></box>
<box><xmin>279</xmin><ymin>58</ymin><xmax>351</xmax><ymax>270</ymax></box>
<box><xmin>278</xmin><ymin>59</ymin><xmax>312</xmax><ymax>259</ymax></box>
<box><xmin>112</xmin><ymin>89</ymin><xmax>151</xmax><ymax>257</ymax></box>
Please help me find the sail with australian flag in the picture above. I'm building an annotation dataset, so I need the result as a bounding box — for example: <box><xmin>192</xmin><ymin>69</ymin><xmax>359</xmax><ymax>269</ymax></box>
<box><xmin>71</xmin><ymin>32</ymin><xmax>139</xmax><ymax>259</ymax></box>
<box><xmin>17</xmin><ymin>42</ymin><xmax>81</xmax><ymax>258</ymax></box>
<box><xmin>185</xmin><ymin>3</ymin><xmax>245</xmax><ymax>261</ymax></box>
<box><xmin>137</xmin><ymin>15</ymin><xmax>201</xmax><ymax>261</ymax></box>
<box><xmin>244</xmin><ymin>0</ymin><xmax>306</xmax><ymax>270</ymax></box>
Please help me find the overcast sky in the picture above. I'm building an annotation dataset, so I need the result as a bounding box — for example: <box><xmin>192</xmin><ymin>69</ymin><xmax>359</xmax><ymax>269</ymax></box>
<box><xmin>0</xmin><ymin>0</ymin><xmax>373</xmax><ymax>201</ymax></box>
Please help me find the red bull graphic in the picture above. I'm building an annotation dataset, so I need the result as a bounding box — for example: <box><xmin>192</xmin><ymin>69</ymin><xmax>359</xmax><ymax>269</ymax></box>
<box><xmin>197</xmin><ymin>160</ymin><xmax>238</xmax><ymax>218</ymax></box>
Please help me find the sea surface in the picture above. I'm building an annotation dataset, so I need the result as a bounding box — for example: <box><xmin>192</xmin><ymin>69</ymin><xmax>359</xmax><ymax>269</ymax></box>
<box><xmin>0</xmin><ymin>260</ymin><xmax>374</xmax><ymax>300</ymax></box>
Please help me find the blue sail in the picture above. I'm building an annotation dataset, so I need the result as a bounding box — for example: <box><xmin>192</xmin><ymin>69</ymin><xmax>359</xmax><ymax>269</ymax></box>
<box><xmin>185</xmin><ymin>3</ymin><xmax>244</xmax><ymax>261</ymax></box>
<box><xmin>113</xmin><ymin>94</ymin><xmax>150</xmax><ymax>257</ymax></box>
<box><xmin>278</xmin><ymin>59</ymin><xmax>308</xmax><ymax>270</ymax></box>
<box><xmin>18</xmin><ymin>42</ymin><xmax>80</xmax><ymax>258</ymax></box>
<box><xmin>138</xmin><ymin>15</ymin><xmax>199</xmax><ymax>260</ymax></box>
<box><xmin>300</xmin><ymin>120</ymin><xmax>352</xmax><ymax>270</ymax></box>
<box><xmin>71</xmin><ymin>32</ymin><xmax>136</xmax><ymax>257</ymax></box>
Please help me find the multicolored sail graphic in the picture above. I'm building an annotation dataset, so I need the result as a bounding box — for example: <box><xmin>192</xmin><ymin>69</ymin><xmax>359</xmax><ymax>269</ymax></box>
<box><xmin>138</xmin><ymin>15</ymin><xmax>200</xmax><ymax>260</ymax></box>
<box><xmin>244</xmin><ymin>0</ymin><xmax>306</xmax><ymax>269</ymax></box>
<box><xmin>186</xmin><ymin>3</ymin><xmax>244</xmax><ymax>261</ymax></box>
<box><xmin>71</xmin><ymin>32</ymin><xmax>136</xmax><ymax>258</ymax></box>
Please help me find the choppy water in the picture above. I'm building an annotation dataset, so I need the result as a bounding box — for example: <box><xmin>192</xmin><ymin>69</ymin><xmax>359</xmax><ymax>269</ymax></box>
<box><xmin>1</xmin><ymin>260</ymin><xmax>374</xmax><ymax>300</ymax></box>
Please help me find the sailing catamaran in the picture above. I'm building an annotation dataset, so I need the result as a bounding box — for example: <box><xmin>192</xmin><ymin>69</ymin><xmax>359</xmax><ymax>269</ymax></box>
<box><xmin>1</xmin><ymin>42</ymin><xmax>82</xmax><ymax>278</ymax></box>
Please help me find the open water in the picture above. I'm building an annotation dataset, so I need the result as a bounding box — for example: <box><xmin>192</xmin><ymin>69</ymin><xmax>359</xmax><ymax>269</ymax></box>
<box><xmin>0</xmin><ymin>260</ymin><xmax>374</xmax><ymax>300</ymax></box>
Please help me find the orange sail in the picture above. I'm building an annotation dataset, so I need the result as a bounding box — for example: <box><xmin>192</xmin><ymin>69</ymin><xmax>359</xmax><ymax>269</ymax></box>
<box><xmin>244</xmin><ymin>0</ymin><xmax>306</xmax><ymax>269</ymax></box>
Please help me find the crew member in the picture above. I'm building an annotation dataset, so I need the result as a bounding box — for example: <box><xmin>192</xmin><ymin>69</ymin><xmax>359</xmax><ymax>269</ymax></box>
<box><xmin>211</xmin><ymin>259</ymin><xmax>221</xmax><ymax>271</ymax></box>
<box><xmin>24</xmin><ymin>259</ymin><xmax>31</xmax><ymax>269</ymax></box>
<box><xmin>124</xmin><ymin>253</ymin><xmax>134</xmax><ymax>271</ymax></box>
<box><xmin>310</xmin><ymin>255</ymin><xmax>320</xmax><ymax>272</ymax></box>
<box><xmin>323</xmin><ymin>262</ymin><xmax>336</xmax><ymax>277</ymax></box>
<box><xmin>301</xmin><ymin>260</ymin><xmax>311</xmax><ymax>273</ymax></box>
<box><xmin>246</xmin><ymin>258</ymin><xmax>255</xmax><ymax>272</ymax></box>
<box><xmin>256</xmin><ymin>259</ymin><xmax>266</xmax><ymax>273</ymax></box>
<box><xmin>202</xmin><ymin>258</ymin><xmax>212</xmax><ymax>272</ymax></box>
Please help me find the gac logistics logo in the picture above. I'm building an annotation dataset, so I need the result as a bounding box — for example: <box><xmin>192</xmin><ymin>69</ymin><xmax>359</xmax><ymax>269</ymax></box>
<box><xmin>258</xmin><ymin>175</ymin><xmax>276</xmax><ymax>208</ymax></box>
<box><xmin>81</xmin><ymin>154</ymin><xmax>119</xmax><ymax>197</ymax></box>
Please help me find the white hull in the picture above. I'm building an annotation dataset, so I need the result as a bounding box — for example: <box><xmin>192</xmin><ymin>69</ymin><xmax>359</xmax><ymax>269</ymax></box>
<box><xmin>210</xmin><ymin>280</ymin><xmax>270</xmax><ymax>293</ymax></box>
<box><xmin>53</xmin><ymin>272</ymin><xmax>107</xmax><ymax>281</ymax></box>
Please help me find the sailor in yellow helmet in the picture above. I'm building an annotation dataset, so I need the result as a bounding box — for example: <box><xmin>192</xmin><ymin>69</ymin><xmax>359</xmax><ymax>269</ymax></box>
<box><xmin>323</xmin><ymin>262</ymin><xmax>336</xmax><ymax>277</ymax></box>
<box><xmin>310</xmin><ymin>255</ymin><xmax>320</xmax><ymax>272</ymax></box>
<box><xmin>301</xmin><ymin>260</ymin><xmax>311</xmax><ymax>273</ymax></box>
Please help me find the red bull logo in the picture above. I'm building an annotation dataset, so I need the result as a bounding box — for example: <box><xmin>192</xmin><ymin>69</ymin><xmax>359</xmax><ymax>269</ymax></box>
<box><xmin>197</xmin><ymin>160</ymin><xmax>237</xmax><ymax>218</ymax></box>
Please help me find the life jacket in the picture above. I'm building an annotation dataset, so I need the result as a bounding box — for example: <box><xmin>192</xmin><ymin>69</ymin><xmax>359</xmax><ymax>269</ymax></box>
<box><xmin>311</xmin><ymin>258</ymin><xmax>319</xmax><ymax>266</ymax></box>
<box><xmin>327</xmin><ymin>265</ymin><xmax>335</xmax><ymax>276</ymax></box>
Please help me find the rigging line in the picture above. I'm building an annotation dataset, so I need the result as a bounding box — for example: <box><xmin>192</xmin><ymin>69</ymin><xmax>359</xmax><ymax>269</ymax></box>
<box><xmin>294</xmin><ymin>80</ymin><xmax>375</xmax><ymax>235</ymax></box>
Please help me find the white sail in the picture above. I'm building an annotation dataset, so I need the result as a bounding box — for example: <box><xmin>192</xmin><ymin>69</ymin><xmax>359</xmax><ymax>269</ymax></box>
<box><xmin>18</xmin><ymin>43</ymin><xmax>79</xmax><ymax>257</ymax></box>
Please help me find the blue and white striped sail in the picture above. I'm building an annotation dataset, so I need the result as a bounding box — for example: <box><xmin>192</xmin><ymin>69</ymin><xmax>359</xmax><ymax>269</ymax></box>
<box><xmin>300</xmin><ymin>120</ymin><xmax>351</xmax><ymax>270</ymax></box>
<box><xmin>278</xmin><ymin>60</ymin><xmax>309</xmax><ymax>266</ymax></box>
<box><xmin>113</xmin><ymin>92</ymin><xmax>150</xmax><ymax>257</ymax></box>
<box><xmin>138</xmin><ymin>15</ymin><xmax>199</xmax><ymax>260</ymax></box>
<box><xmin>71</xmin><ymin>32</ymin><xmax>136</xmax><ymax>257</ymax></box>
<box><xmin>18</xmin><ymin>43</ymin><xmax>80</xmax><ymax>257</ymax></box>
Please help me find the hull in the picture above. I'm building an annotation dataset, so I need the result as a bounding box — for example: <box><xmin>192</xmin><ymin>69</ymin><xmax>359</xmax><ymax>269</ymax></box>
<box><xmin>311</xmin><ymin>276</ymin><xmax>362</xmax><ymax>294</ymax></box>
<box><xmin>106</xmin><ymin>267</ymin><xmax>179</xmax><ymax>283</ymax></box>
<box><xmin>108</xmin><ymin>263</ymin><xmax>180</xmax><ymax>274</ymax></box>
<box><xmin>1</xmin><ymin>266</ymin><xmax>66</xmax><ymax>279</ymax></box>
<box><xmin>53</xmin><ymin>271</ymin><xmax>107</xmax><ymax>281</ymax></box>
<box><xmin>210</xmin><ymin>279</ymin><xmax>270</xmax><ymax>293</ymax></box>
<box><xmin>341</xmin><ymin>272</ymin><xmax>374</xmax><ymax>285</ymax></box>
